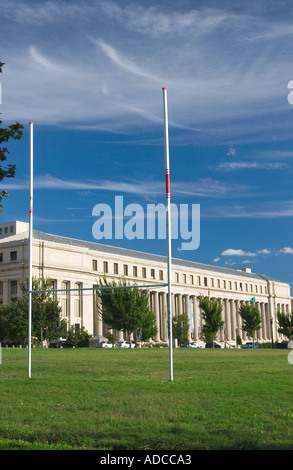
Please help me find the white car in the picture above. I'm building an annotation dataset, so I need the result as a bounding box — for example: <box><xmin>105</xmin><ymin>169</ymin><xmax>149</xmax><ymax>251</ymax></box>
<box><xmin>114</xmin><ymin>340</ymin><xmax>135</xmax><ymax>348</ymax></box>
<box><xmin>180</xmin><ymin>342</ymin><xmax>200</xmax><ymax>348</ymax></box>
<box><xmin>96</xmin><ymin>341</ymin><xmax>113</xmax><ymax>348</ymax></box>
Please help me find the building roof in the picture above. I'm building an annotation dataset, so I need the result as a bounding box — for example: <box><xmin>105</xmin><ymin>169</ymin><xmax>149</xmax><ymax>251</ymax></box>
<box><xmin>0</xmin><ymin>228</ymin><xmax>283</xmax><ymax>284</ymax></box>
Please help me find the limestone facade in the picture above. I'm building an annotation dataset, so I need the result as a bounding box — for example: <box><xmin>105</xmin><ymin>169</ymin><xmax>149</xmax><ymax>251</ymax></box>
<box><xmin>0</xmin><ymin>221</ymin><xmax>291</xmax><ymax>344</ymax></box>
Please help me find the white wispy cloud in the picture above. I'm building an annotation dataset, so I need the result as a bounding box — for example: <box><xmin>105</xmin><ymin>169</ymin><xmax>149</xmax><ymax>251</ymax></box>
<box><xmin>210</xmin><ymin>162</ymin><xmax>289</xmax><ymax>171</ymax></box>
<box><xmin>2</xmin><ymin>0</ymin><xmax>293</xmax><ymax>142</ymax></box>
<box><xmin>204</xmin><ymin>201</ymin><xmax>293</xmax><ymax>219</ymax></box>
<box><xmin>215</xmin><ymin>246</ymin><xmax>293</xmax><ymax>266</ymax></box>
<box><xmin>279</xmin><ymin>247</ymin><xmax>293</xmax><ymax>255</ymax></box>
<box><xmin>3</xmin><ymin>174</ymin><xmax>250</xmax><ymax>200</ymax></box>
<box><xmin>221</xmin><ymin>249</ymin><xmax>258</xmax><ymax>257</ymax></box>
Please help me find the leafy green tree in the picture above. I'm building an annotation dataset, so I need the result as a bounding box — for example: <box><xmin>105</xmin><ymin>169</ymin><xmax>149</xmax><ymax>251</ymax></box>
<box><xmin>0</xmin><ymin>301</ymin><xmax>28</xmax><ymax>346</ymax></box>
<box><xmin>277</xmin><ymin>310</ymin><xmax>293</xmax><ymax>341</ymax></box>
<box><xmin>96</xmin><ymin>276</ymin><xmax>157</xmax><ymax>343</ymax></box>
<box><xmin>198</xmin><ymin>296</ymin><xmax>224</xmax><ymax>346</ymax></box>
<box><xmin>172</xmin><ymin>312</ymin><xmax>189</xmax><ymax>345</ymax></box>
<box><xmin>0</xmin><ymin>61</ymin><xmax>23</xmax><ymax>212</ymax></box>
<box><xmin>106</xmin><ymin>331</ymin><xmax>116</xmax><ymax>347</ymax></box>
<box><xmin>19</xmin><ymin>276</ymin><xmax>62</xmax><ymax>344</ymax></box>
<box><xmin>67</xmin><ymin>326</ymin><xmax>91</xmax><ymax>347</ymax></box>
<box><xmin>239</xmin><ymin>303</ymin><xmax>261</xmax><ymax>346</ymax></box>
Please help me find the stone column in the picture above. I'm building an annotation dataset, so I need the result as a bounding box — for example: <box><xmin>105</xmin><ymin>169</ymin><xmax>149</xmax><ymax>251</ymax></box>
<box><xmin>178</xmin><ymin>294</ymin><xmax>182</xmax><ymax>316</ymax></box>
<box><xmin>230</xmin><ymin>300</ymin><xmax>237</xmax><ymax>341</ymax></box>
<box><xmin>224</xmin><ymin>299</ymin><xmax>231</xmax><ymax>341</ymax></box>
<box><xmin>192</xmin><ymin>296</ymin><xmax>198</xmax><ymax>340</ymax></box>
<box><xmin>185</xmin><ymin>295</ymin><xmax>192</xmax><ymax>341</ymax></box>
<box><xmin>153</xmin><ymin>291</ymin><xmax>160</xmax><ymax>342</ymax></box>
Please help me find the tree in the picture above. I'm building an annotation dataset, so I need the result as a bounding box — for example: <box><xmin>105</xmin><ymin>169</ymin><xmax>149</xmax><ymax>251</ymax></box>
<box><xmin>277</xmin><ymin>310</ymin><xmax>293</xmax><ymax>341</ymax></box>
<box><xmin>0</xmin><ymin>276</ymin><xmax>63</xmax><ymax>345</ymax></box>
<box><xmin>238</xmin><ymin>303</ymin><xmax>261</xmax><ymax>346</ymax></box>
<box><xmin>198</xmin><ymin>296</ymin><xmax>224</xmax><ymax>346</ymax></box>
<box><xmin>172</xmin><ymin>312</ymin><xmax>189</xmax><ymax>345</ymax></box>
<box><xmin>19</xmin><ymin>276</ymin><xmax>63</xmax><ymax>344</ymax></box>
<box><xmin>0</xmin><ymin>301</ymin><xmax>28</xmax><ymax>346</ymax></box>
<box><xmin>67</xmin><ymin>326</ymin><xmax>91</xmax><ymax>347</ymax></box>
<box><xmin>0</xmin><ymin>62</ymin><xmax>24</xmax><ymax>212</ymax></box>
<box><xmin>96</xmin><ymin>276</ymin><xmax>157</xmax><ymax>344</ymax></box>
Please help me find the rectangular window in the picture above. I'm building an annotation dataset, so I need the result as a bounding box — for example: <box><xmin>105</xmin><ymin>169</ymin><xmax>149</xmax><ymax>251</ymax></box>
<box><xmin>142</xmin><ymin>267</ymin><xmax>146</xmax><ymax>278</ymax></box>
<box><xmin>103</xmin><ymin>261</ymin><xmax>108</xmax><ymax>273</ymax></box>
<box><xmin>175</xmin><ymin>272</ymin><xmax>179</xmax><ymax>283</ymax></box>
<box><xmin>159</xmin><ymin>270</ymin><xmax>163</xmax><ymax>281</ymax></box>
<box><xmin>92</xmin><ymin>259</ymin><xmax>98</xmax><ymax>271</ymax></box>
<box><xmin>0</xmin><ymin>253</ymin><xmax>3</xmax><ymax>262</ymax></box>
<box><xmin>124</xmin><ymin>264</ymin><xmax>128</xmax><ymax>276</ymax></box>
<box><xmin>11</xmin><ymin>280</ymin><xmax>17</xmax><ymax>296</ymax></box>
<box><xmin>197</xmin><ymin>276</ymin><xmax>201</xmax><ymax>286</ymax></box>
<box><xmin>10</xmin><ymin>251</ymin><xmax>17</xmax><ymax>261</ymax></box>
<box><xmin>61</xmin><ymin>281</ymin><xmax>70</xmax><ymax>316</ymax></box>
<box><xmin>190</xmin><ymin>275</ymin><xmax>194</xmax><ymax>284</ymax></box>
<box><xmin>183</xmin><ymin>274</ymin><xmax>187</xmax><ymax>284</ymax></box>
<box><xmin>0</xmin><ymin>281</ymin><xmax>3</xmax><ymax>296</ymax></box>
<box><xmin>75</xmin><ymin>283</ymin><xmax>82</xmax><ymax>317</ymax></box>
<box><xmin>114</xmin><ymin>263</ymin><xmax>119</xmax><ymax>274</ymax></box>
<box><xmin>151</xmin><ymin>269</ymin><xmax>155</xmax><ymax>279</ymax></box>
<box><xmin>204</xmin><ymin>277</ymin><xmax>208</xmax><ymax>287</ymax></box>
<box><xmin>133</xmin><ymin>266</ymin><xmax>138</xmax><ymax>277</ymax></box>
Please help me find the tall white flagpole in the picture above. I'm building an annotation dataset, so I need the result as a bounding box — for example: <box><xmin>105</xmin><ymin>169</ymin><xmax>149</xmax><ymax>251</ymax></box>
<box><xmin>28</xmin><ymin>122</ymin><xmax>33</xmax><ymax>378</ymax></box>
<box><xmin>162</xmin><ymin>88</ymin><xmax>173</xmax><ymax>382</ymax></box>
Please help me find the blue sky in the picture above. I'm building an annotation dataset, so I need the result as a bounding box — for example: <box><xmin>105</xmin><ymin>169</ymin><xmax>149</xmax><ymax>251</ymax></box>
<box><xmin>1</xmin><ymin>0</ymin><xmax>293</xmax><ymax>289</ymax></box>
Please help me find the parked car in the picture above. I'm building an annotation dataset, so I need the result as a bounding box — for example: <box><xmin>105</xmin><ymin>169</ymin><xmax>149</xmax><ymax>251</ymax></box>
<box><xmin>275</xmin><ymin>342</ymin><xmax>288</xmax><ymax>349</ymax></box>
<box><xmin>180</xmin><ymin>342</ymin><xmax>200</xmax><ymax>348</ymax></box>
<box><xmin>114</xmin><ymin>340</ymin><xmax>135</xmax><ymax>348</ymax></box>
<box><xmin>96</xmin><ymin>341</ymin><xmax>113</xmax><ymax>348</ymax></box>
<box><xmin>241</xmin><ymin>342</ymin><xmax>259</xmax><ymax>349</ymax></box>
<box><xmin>48</xmin><ymin>340</ymin><xmax>75</xmax><ymax>348</ymax></box>
<box><xmin>205</xmin><ymin>342</ymin><xmax>221</xmax><ymax>348</ymax></box>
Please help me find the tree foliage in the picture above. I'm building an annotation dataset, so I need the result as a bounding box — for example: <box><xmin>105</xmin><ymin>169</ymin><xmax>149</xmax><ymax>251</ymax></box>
<box><xmin>0</xmin><ymin>61</ymin><xmax>23</xmax><ymax>212</ymax></box>
<box><xmin>198</xmin><ymin>296</ymin><xmax>224</xmax><ymax>345</ymax></box>
<box><xmin>0</xmin><ymin>276</ymin><xmax>63</xmax><ymax>345</ymax></box>
<box><xmin>172</xmin><ymin>312</ymin><xmax>189</xmax><ymax>345</ymax></box>
<box><xmin>96</xmin><ymin>276</ymin><xmax>157</xmax><ymax>342</ymax></box>
<box><xmin>67</xmin><ymin>326</ymin><xmax>91</xmax><ymax>347</ymax></box>
<box><xmin>277</xmin><ymin>310</ymin><xmax>293</xmax><ymax>341</ymax></box>
<box><xmin>238</xmin><ymin>303</ymin><xmax>261</xmax><ymax>345</ymax></box>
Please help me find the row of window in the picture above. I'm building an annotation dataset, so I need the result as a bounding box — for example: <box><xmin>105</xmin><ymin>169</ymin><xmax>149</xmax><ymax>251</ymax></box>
<box><xmin>0</xmin><ymin>225</ymin><xmax>14</xmax><ymax>236</ymax></box>
<box><xmin>60</xmin><ymin>281</ymin><xmax>82</xmax><ymax>318</ymax></box>
<box><xmin>0</xmin><ymin>251</ymin><xmax>18</xmax><ymax>262</ymax></box>
<box><xmin>93</xmin><ymin>259</ymin><xmax>163</xmax><ymax>280</ymax></box>
<box><xmin>92</xmin><ymin>259</ymin><xmax>267</xmax><ymax>294</ymax></box>
<box><xmin>0</xmin><ymin>280</ymin><xmax>18</xmax><ymax>298</ymax></box>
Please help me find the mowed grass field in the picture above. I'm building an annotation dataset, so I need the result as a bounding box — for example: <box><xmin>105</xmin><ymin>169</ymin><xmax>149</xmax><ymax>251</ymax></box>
<box><xmin>0</xmin><ymin>347</ymin><xmax>292</xmax><ymax>450</ymax></box>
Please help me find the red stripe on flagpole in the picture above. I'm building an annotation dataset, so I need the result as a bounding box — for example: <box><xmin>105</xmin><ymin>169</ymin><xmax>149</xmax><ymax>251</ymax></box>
<box><xmin>166</xmin><ymin>170</ymin><xmax>170</xmax><ymax>198</ymax></box>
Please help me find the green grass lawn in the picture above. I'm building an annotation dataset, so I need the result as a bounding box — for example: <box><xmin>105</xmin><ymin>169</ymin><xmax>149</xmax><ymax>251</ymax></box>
<box><xmin>0</xmin><ymin>347</ymin><xmax>292</xmax><ymax>450</ymax></box>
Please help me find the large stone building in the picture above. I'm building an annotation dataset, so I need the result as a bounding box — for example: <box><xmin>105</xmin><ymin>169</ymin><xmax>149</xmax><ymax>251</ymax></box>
<box><xmin>0</xmin><ymin>221</ymin><xmax>291</xmax><ymax>344</ymax></box>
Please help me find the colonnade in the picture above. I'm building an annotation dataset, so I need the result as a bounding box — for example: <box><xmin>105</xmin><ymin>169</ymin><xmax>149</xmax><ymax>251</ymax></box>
<box><xmin>148</xmin><ymin>291</ymin><xmax>290</xmax><ymax>344</ymax></box>
<box><xmin>93</xmin><ymin>286</ymin><xmax>290</xmax><ymax>343</ymax></box>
